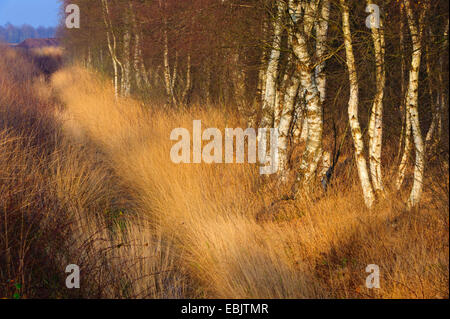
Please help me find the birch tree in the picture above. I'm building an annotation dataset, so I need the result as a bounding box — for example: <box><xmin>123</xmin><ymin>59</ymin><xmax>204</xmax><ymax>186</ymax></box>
<box><xmin>395</xmin><ymin>3</ymin><xmax>411</xmax><ymax>190</ymax></box>
<box><xmin>160</xmin><ymin>0</ymin><xmax>177</xmax><ymax>106</ymax></box>
<box><xmin>277</xmin><ymin>0</ymin><xmax>329</xmax><ymax>183</ymax></box>
<box><xmin>260</xmin><ymin>0</ymin><xmax>286</xmax><ymax>129</ymax></box>
<box><xmin>314</xmin><ymin>0</ymin><xmax>330</xmax><ymax>105</ymax></box>
<box><xmin>314</xmin><ymin>0</ymin><xmax>330</xmax><ymax>185</ymax></box>
<box><xmin>163</xmin><ymin>23</ymin><xmax>176</xmax><ymax>106</ymax></box>
<box><xmin>130</xmin><ymin>2</ymin><xmax>150</xmax><ymax>91</ymax></box>
<box><xmin>402</xmin><ymin>0</ymin><xmax>429</xmax><ymax>209</ymax></box>
<box><xmin>367</xmin><ymin>0</ymin><xmax>386</xmax><ymax>195</ymax></box>
<box><xmin>340</xmin><ymin>0</ymin><xmax>375</xmax><ymax>208</ymax></box>
<box><xmin>277</xmin><ymin>60</ymin><xmax>300</xmax><ymax>179</ymax></box>
<box><xmin>101</xmin><ymin>0</ymin><xmax>124</xmax><ymax>98</ymax></box>
<box><xmin>395</xmin><ymin>108</ymin><xmax>412</xmax><ymax>190</ymax></box>
<box><xmin>288</xmin><ymin>0</ymin><xmax>325</xmax><ymax>194</ymax></box>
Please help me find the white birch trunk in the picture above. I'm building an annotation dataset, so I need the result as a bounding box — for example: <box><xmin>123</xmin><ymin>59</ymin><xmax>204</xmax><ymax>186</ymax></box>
<box><xmin>367</xmin><ymin>0</ymin><xmax>385</xmax><ymax>194</ymax></box>
<box><xmin>341</xmin><ymin>0</ymin><xmax>375</xmax><ymax>208</ymax></box>
<box><xmin>315</xmin><ymin>0</ymin><xmax>330</xmax><ymax>105</ymax></box>
<box><xmin>277</xmin><ymin>71</ymin><xmax>301</xmax><ymax>179</ymax></box>
<box><xmin>130</xmin><ymin>3</ymin><xmax>150</xmax><ymax>90</ymax></box>
<box><xmin>320</xmin><ymin>150</ymin><xmax>331</xmax><ymax>187</ymax></box>
<box><xmin>163</xmin><ymin>22</ymin><xmax>177</xmax><ymax>106</ymax></box>
<box><xmin>395</xmin><ymin>109</ymin><xmax>412</xmax><ymax>190</ymax></box>
<box><xmin>101</xmin><ymin>0</ymin><xmax>123</xmax><ymax>99</ymax></box>
<box><xmin>395</xmin><ymin>4</ymin><xmax>410</xmax><ymax>189</ymax></box>
<box><xmin>260</xmin><ymin>0</ymin><xmax>285</xmax><ymax>129</ymax></box>
<box><xmin>404</xmin><ymin>0</ymin><xmax>428</xmax><ymax>209</ymax></box>
<box><xmin>314</xmin><ymin>0</ymin><xmax>330</xmax><ymax>184</ymax></box>
<box><xmin>289</xmin><ymin>0</ymin><xmax>323</xmax><ymax>193</ymax></box>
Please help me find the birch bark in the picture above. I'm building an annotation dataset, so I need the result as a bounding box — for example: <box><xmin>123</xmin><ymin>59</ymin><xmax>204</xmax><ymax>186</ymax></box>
<box><xmin>288</xmin><ymin>0</ymin><xmax>323</xmax><ymax>194</ymax></box>
<box><xmin>122</xmin><ymin>19</ymin><xmax>132</xmax><ymax>97</ymax></box>
<box><xmin>277</xmin><ymin>65</ymin><xmax>301</xmax><ymax>179</ymax></box>
<box><xmin>340</xmin><ymin>0</ymin><xmax>375</xmax><ymax>208</ymax></box>
<box><xmin>101</xmin><ymin>0</ymin><xmax>123</xmax><ymax>98</ymax></box>
<box><xmin>367</xmin><ymin>0</ymin><xmax>385</xmax><ymax>194</ymax></box>
<box><xmin>260</xmin><ymin>1</ymin><xmax>286</xmax><ymax>129</ymax></box>
<box><xmin>130</xmin><ymin>2</ymin><xmax>150</xmax><ymax>91</ymax></box>
<box><xmin>395</xmin><ymin>4</ymin><xmax>410</xmax><ymax>190</ymax></box>
<box><xmin>403</xmin><ymin>0</ymin><xmax>429</xmax><ymax>209</ymax></box>
<box><xmin>163</xmin><ymin>21</ymin><xmax>177</xmax><ymax>106</ymax></box>
<box><xmin>395</xmin><ymin>109</ymin><xmax>412</xmax><ymax>190</ymax></box>
<box><xmin>315</xmin><ymin>0</ymin><xmax>330</xmax><ymax>105</ymax></box>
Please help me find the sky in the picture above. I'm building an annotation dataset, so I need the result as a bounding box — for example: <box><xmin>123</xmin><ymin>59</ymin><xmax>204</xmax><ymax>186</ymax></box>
<box><xmin>0</xmin><ymin>0</ymin><xmax>61</xmax><ymax>27</ymax></box>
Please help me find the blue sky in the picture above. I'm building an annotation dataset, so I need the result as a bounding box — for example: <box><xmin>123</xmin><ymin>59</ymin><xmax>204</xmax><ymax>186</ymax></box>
<box><xmin>0</xmin><ymin>0</ymin><xmax>61</xmax><ymax>27</ymax></box>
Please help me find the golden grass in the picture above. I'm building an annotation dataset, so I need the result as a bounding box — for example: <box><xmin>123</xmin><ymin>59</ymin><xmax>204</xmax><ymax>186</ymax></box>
<box><xmin>52</xmin><ymin>67</ymin><xmax>318</xmax><ymax>298</ymax></box>
<box><xmin>1</xmin><ymin>45</ymin><xmax>448</xmax><ymax>298</ymax></box>
<box><xmin>50</xmin><ymin>66</ymin><xmax>448</xmax><ymax>298</ymax></box>
<box><xmin>0</xmin><ymin>47</ymin><xmax>186</xmax><ymax>299</ymax></box>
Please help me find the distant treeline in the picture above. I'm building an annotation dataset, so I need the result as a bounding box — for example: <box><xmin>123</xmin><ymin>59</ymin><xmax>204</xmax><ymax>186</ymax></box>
<box><xmin>0</xmin><ymin>23</ymin><xmax>56</xmax><ymax>43</ymax></box>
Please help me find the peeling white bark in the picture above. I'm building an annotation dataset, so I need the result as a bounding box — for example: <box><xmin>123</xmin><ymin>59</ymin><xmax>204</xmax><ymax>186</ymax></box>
<box><xmin>260</xmin><ymin>0</ymin><xmax>286</xmax><ymax>129</ymax></box>
<box><xmin>315</xmin><ymin>0</ymin><xmax>330</xmax><ymax>104</ymax></box>
<box><xmin>289</xmin><ymin>0</ymin><xmax>324</xmax><ymax>192</ymax></box>
<box><xmin>404</xmin><ymin>0</ymin><xmax>429</xmax><ymax>209</ymax></box>
<box><xmin>367</xmin><ymin>0</ymin><xmax>385</xmax><ymax>194</ymax></box>
<box><xmin>341</xmin><ymin>0</ymin><xmax>375</xmax><ymax>208</ymax></box>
